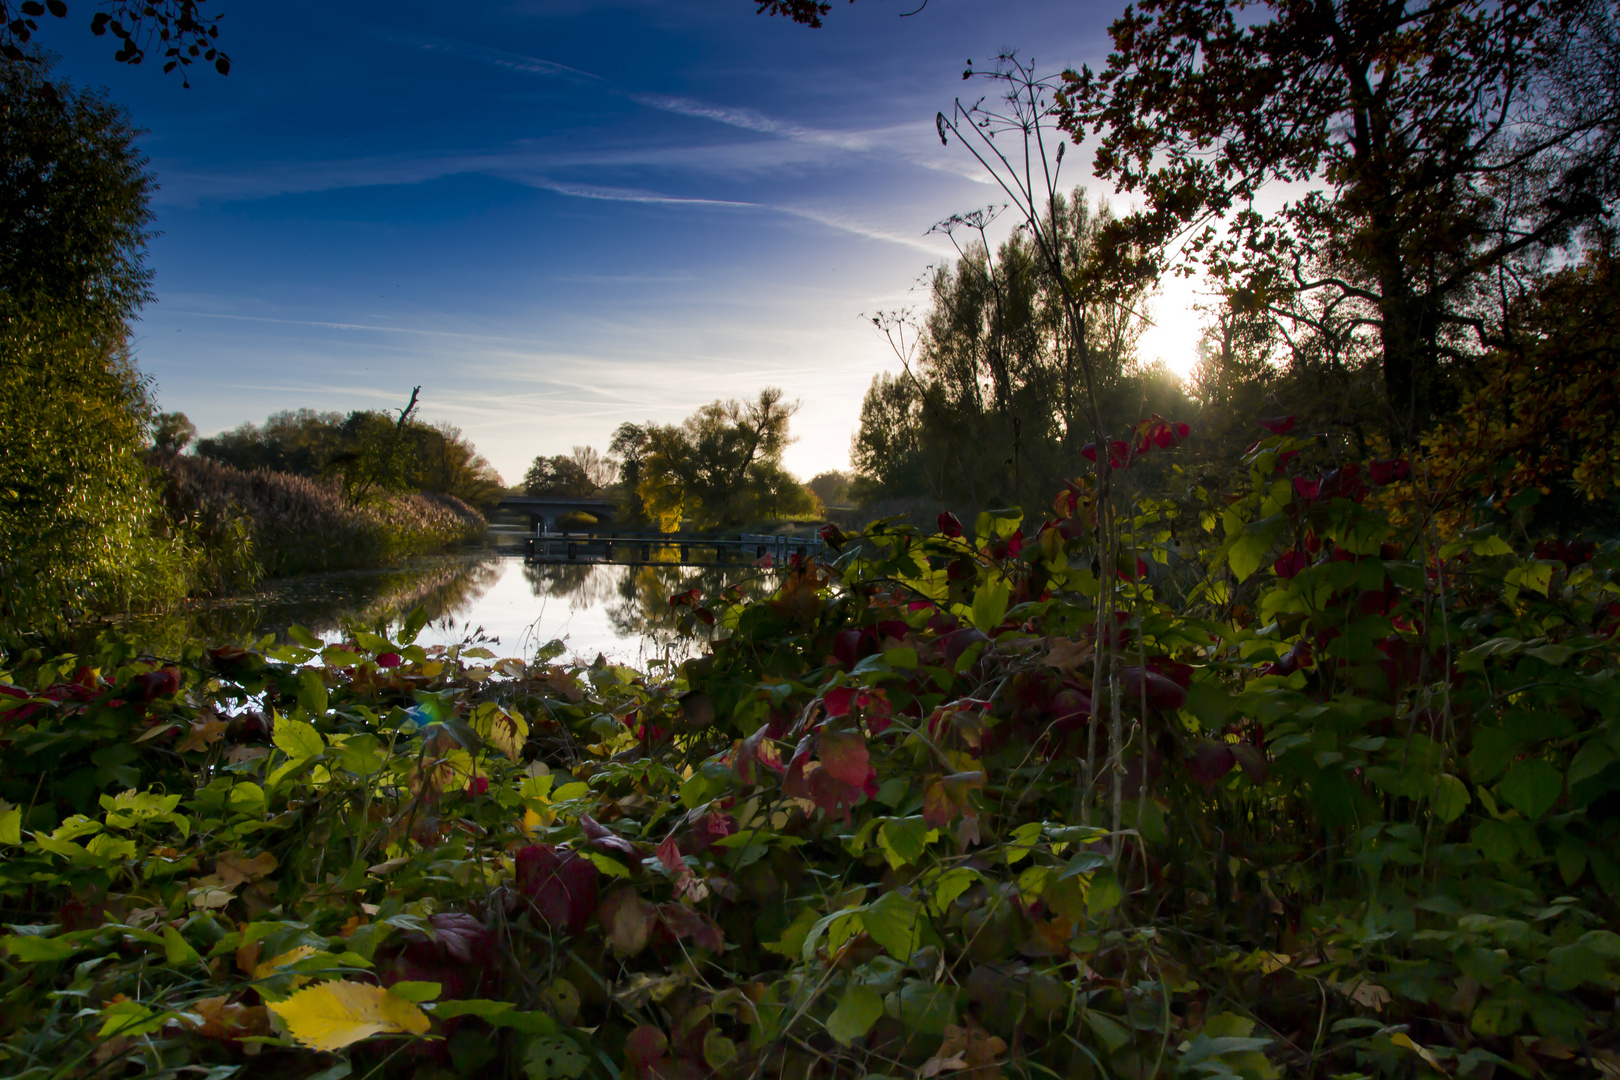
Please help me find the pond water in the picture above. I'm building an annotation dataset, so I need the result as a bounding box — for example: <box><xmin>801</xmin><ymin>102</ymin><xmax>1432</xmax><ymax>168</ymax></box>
<box><xmin>116</xmin><ymin>540</ymin><xmax>782</xmax><ymax>665</ymax></box>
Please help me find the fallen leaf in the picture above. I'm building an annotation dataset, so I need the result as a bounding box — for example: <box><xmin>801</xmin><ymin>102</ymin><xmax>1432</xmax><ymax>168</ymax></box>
<box><xmin>266</xmin><ymin>980</ymin><xmax>430</xmax><ymax>1050</ymax></box>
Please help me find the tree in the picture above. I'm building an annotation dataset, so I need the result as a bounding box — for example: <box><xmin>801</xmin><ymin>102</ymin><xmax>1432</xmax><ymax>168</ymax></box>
<box><xmin>806</xmin><ymin>470</ymin><xmax>851</xmax><ymax>509</ymax></box>
<box><xmin>2</xmin><ymin>0</ymin><xmax>229</xmax><ymax>81</ymax></box>
<box><xmin>850</xmin><ymin>191</ymin><xmax>1170</xmax><ymax>510</ymax></box>
<box><xmin>1056</xmin><ymin>0</ymin><xmax>1620</xmax><ymax>442</ymax></box>
<box><xmin>150</xmin><ymin>409</ymin><xmax>195</xmax><ymax>452</ymax></box>
<box><xmin>638</xmin><ymin>389</ymin><xmax>815</xmax><ymax>530</ymax></box>
<box><xmin>1</xmin><ymin>60</ymin><xmax>188</xmax><ymax>626</ymax></box>
<box><xmin>523</xmin><ymin>455</ymin><xmax>597</xmax><ymax>498</ymax></box>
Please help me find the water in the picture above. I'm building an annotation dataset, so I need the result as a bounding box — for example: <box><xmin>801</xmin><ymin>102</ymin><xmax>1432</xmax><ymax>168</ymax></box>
<box><xmin>113</xmin><ymin>544</ymin><xmax>781</xmax><ymax>665</ymax></box>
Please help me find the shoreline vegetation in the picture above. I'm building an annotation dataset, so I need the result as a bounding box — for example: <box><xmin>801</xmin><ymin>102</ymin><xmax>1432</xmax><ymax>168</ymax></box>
<box><xmin>154</xmin><ymin>452</ymin><xmax>488</xmax><ymax>587</ymax></box>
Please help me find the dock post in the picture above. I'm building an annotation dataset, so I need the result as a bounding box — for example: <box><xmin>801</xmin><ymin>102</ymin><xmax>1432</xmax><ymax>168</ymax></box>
<box><xmin>641</xmin><ymin>543</ymin><xmax>651</xmax><ymax>561</ymax></box>
<box><xmin>567</xmin><ymin>541</ymin><xmax>577</xmax><ymax>560</ymax></box>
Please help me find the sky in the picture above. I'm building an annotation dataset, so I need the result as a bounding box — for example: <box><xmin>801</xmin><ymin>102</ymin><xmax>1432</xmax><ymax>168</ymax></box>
<box><xmin>45</xmin><ymin>0</ymin><xmax>1211</xmax><ymax>484</ymax></box>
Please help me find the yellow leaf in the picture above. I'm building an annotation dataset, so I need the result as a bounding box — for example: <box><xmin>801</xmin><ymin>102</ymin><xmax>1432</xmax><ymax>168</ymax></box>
<box><xmin>267</xmin><ymin>980</ymin><xmax>430</xmax><ymax>1050</ymax></box>
<box><xmin>175</xmin><ymin>715</ymin><xmax>229</xmax><ymax>754</ymax></box>
<box><xmin>1390</xmin><ymin>1032</ymin><xmax>1444</xmax><ymax>1072</ymax></box>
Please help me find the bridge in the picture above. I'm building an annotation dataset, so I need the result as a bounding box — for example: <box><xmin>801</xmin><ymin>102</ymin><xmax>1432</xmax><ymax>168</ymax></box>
<box><xmin>493</xmin><ymin>494</ymin><xmax>616</xmax><ymax>533</ymax></box>
<box><xmin>523</xmin><ymin>530</ymin><xmax>823</xmax><ymax>567</ymax></box>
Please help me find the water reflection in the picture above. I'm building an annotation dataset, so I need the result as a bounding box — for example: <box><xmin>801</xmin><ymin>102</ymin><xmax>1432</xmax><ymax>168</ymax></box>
<box><xmin>112</xmin><ymin>552</ymin><xmax>779</xmax><ymax>663</ymax></box>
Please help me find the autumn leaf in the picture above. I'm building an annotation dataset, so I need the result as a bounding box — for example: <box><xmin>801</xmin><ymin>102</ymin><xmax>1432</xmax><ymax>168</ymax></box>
<box><xmin>598</xmin><ymin>889</ymin><xmax>658</xmax><ymax>957</ymax></box>
<box><xmin>177</xmin><ymin>995</ymin><xmax>271</xmax><ymax>1043</ymax></box>
<box><xmin>174</xmin><ymin>714</ymin><xmax>228</xmax><ymax>754</ymax></box>
<box><xmin>817</xmin><ymin>728</ymin><xmax>871</xmax><ymax>786</ymax></box>
<box><xmin>266</xmin><ymin>980</ymin><xmax>430</xmax><ymax>1050</ymax></box>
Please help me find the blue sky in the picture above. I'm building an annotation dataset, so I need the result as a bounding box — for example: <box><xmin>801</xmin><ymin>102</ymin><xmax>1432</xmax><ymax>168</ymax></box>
<box><xmin>46</xmin><ymin>0</ymin><xmax>1204</xmax><ymax>483</ymax></box>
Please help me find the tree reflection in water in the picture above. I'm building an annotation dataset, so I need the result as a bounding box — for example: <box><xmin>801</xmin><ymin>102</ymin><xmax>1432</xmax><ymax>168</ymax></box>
<box><xmin>109</xmin><ymin>553</ymin><xmax>503</xmax><ymax>653</ymax></box>
<box><xmin>522</xmin><ymin>556</ymin><xmax>783</xmax><ymax>653</ymax></box>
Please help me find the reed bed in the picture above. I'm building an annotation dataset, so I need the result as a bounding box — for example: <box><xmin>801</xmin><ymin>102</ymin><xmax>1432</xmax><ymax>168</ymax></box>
<box><xmin>155</xmin><ymin>452</ymin><xmax>486</xmax><ymax>581</ymax></box>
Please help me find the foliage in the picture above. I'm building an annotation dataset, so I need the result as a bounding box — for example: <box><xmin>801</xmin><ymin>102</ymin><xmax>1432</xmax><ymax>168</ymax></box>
<box><xmin>4</xmin><ymin>412</ymin><xmax>1618</xmax><ymax>1078</ymax></box>
<box><xmin>807</xmin><ymin>471</ymin><xmax>851</xmax><ymax>512</ymax></box>
<box><xmin>852</xmin><ymin>192</ymin><xmax>1185</xmax><ymax>513</ymax></box>
<box><xmin>1054</xmin><ymin>0</ymin><xmax>1620</xmax><ymax>441</ymax></box>
<box><xmin>155</xmin><ymin>453</ymin><xmax>486</xmax><ymax>580</ymax></box>
<box><xmin>0</xmin><ymin>58</ymin><xmax>155</xmax><ymax>326</ymax></box>
<box><xmin>197</xmin><ymin>407</ymin><xmax>506</xmax><ymax>513</ymax></box>
<box><xmin>150</xmin><ymin>411</ymin><xmax>197</xmax><ymax>454</ymax></box>
<box><xmin>524</xmin><ymin>449</ymin><xmax>609</xmax><ymax>500</ymax></box>
<box><xmin>0</xmin><ymin>0</ymin><xmax>228</xmax><ymax>80</ymax></box>
<box><xmin>0</xmin><ymin>303</ymin><xmax>192</xmax><ymax>631</ymax></box>
<box><xmin>637</xmin><ymin>389</ymin><xmax>817</xmax><ymax>531</ymax></box>
<box><xmin>1422</xmin><ymin>243</ymin><xmax>1620</xmax><ymax>534</ymax></box>
<box><xmin>0</xmin><ymin>62</ymin><xmax>193</xmax><ymax>632</ymax></box>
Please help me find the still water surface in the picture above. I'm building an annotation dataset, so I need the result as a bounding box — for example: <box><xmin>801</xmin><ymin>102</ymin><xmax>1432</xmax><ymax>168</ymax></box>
<box><xmin>124</xmin><ymin>546</ymin><xmax>778</xmax><ymax>665</ymax></box>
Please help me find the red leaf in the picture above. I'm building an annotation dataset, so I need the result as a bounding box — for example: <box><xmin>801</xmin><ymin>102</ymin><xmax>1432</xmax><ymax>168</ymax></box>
<box><xmin>1292</xmin><ymin>477</ymin><xmax>1321</xmax><ymax>502</ymax></box>
<box><xmin>656</xmin><ymin>903</ymin><xmax>725</xmax><ymax>952</ymax></box>
<box><xmin>516</xmin><ymin>844</ymin><xmax>600</xmax><ymax>934</ymax></box>
<box><xmin>1368</xmin><ymin>458</ymin><xmax>1411</xmax><ymax>485</ymax></box>
<box><xmin>937</xmin><ymin>511</ymin><xmax>963</xmax><ymax>537</ymax></box>
<box><xmin>376</xmin><ymin>652</ymin><xmax>401</xmax><ymax>668</ymax></box>
<box><xmin>1258</xmin><ymin>415</ymin><xmax>1297</xmax><ymax>435</ymax></box>
<box><xmin>1119</xmin><ymin>666</ymin><xmax>1187</xmax><ymax>711</ymax></box>
<box><xmin>654</xmin><ymin>834</ymin><xmax>683</xmax><ymax>876</ymax></box>
<box><xmin>818</xmin><ymin>729</ymin><xmax>871</xmax><ymax>786</ymax></box>
<box><xmin>922</xmin><ymin>780</ymin><xmax>956</xmax><ymax>829</ymax></box>
<box><xmin>624</xmin><ymin>1025</ymin><xmax>669</xmax><ymax>1077</ymax></box>
<box><xmin>580</xmin><ymin>814</ymin><xmax>640</xmax><ymax>860</ymax></box>
<box><xmin>1274</xmin><ymin>549</ymin><xmax>1309</xmax><ymax>579</ymax></box>
<box><xmin>1186</xmin><ymin>741</ymin><xmax>1236</xmax><ymax>790</ymax></box>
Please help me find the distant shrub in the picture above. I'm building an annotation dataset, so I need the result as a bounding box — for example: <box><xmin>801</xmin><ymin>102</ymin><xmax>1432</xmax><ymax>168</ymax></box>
<box><xmin>156</xmin><ymin>454</ymin><xmax>485</xmax><ymax>579</ymax></box>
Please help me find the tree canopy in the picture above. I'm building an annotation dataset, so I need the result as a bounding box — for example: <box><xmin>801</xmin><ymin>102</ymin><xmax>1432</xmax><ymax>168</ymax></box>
<box><xmin>633</xmin><ymin>389</ymin><xmax>816</xmax><ymax>530</ymax></box>
<box><xmin>1056</xmin><ymin>0</ymin><xmax>1620</xmax><ymax>441</ymax></box>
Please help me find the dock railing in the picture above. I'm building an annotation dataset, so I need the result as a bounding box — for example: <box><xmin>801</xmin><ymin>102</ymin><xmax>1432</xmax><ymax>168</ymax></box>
<box><xmin>521</xmin><ymin>530</ymin><xmax>822</xmax><ymax>566</ymax></box>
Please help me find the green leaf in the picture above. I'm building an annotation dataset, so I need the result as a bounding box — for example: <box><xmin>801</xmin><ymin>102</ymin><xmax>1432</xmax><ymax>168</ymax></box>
<box><xmin>399</xmin><ymin>605</ymin><xmax>430</xmax><ymax>646</ymax></box>
<box><xmin>1086</xmin><ymin>868</ymin><xmax>1124</xmax><ymax>914</ymax></box>
<box><xmin>287</xmin><ymin>625</ymin><xmax>322</xmax><ymax>650</ymax></box>
<box><xmin>272</xmin><ymin>716</ymin><xmax>324</xmax><ymax>761</ymax></box>
<box><xmin>885</xmin><ymin>980</ymin><xmax>955</xmax><ymax>1035</ymax></box>
<box><xmin>877</xmin><ymin>816</ymin><xmax>929</xmax><ymax>870</ymax></box>
<box><xmin>970</xmin><ymin>579</ymin><xmax>1010</xmax><ymax>634</ymax></box>
<box><xmin>387</xmin><ymin>981</ymin><xmax>442</xmax><ymax>1002</ymax></box>
<box><xmin>928</xmin><ymin>868</ymin><xmax>977</xmax><ymax>914</ymax></box>
<box><xmin>163</xmin><ymin>925</ymin><xmax>201</xmax><ymax>966</ymax></box>
<box><xmin>826</xmin><ymin>984</ymin><xmax>883</xmax><ymax>1045</ymax></box>
<box><xmin>523</xmin><ymin>1034</ymin><xmax>588</xmax><ymax>1078</ymax></box>
<box><xmin>1431</xmin><ymin>774</ymin><xmax>1470</xmax><ymax>823</ymax></box>
<box><xmin>1498</xmin><ymin>760</ymin><xmax>1562</xmax><ymax>819</ymax></box>
<box><xmin>1473</xmin><ymin>819</ymin><xmax>1519</xmax><ymax>864</ymax></box>
<box><xmin>764</xmin><ymin>906</ymin><xmax>821</xmax><ymax>958</ymax></box>
<box><xmin>1083</xmin><ymin>1010</ymin><xmax>1132</xmax><ymax>1053</ymax></box>
<box><xmin>0</xmin><ymin>798</ymin><xmax>19</xmax><ymax>845</ymax></box>
<box><xmin>297</xmin><ymin>669</ymin><xmax>329</xmax><ymax>718</ymax></box>
<box><xmin>3</xmin><ymin>934</ymin><xmax>78</xmax><ymax>962</ymax></box>
<box><xmin>862</xmin><ymin>891</ymin><xmax>925</xmax><ymax>960</ymax></box>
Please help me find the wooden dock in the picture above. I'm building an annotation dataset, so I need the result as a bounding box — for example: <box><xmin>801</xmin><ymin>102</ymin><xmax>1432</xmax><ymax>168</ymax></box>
<box><xmin>521</xmin><ymin>530</ymin><xmax>821</xmax><ymax>567</ymax></box>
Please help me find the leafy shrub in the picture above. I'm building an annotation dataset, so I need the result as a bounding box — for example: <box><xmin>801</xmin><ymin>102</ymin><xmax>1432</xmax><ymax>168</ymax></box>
<box><xmin>2</xmin><ymin>417</ymin><xmax>1617</xmax><ymax>1079</ymax></box>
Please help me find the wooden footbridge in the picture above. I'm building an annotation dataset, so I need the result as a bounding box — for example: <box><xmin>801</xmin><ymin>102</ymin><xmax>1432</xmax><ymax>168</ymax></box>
<box><xmin>523</xmin><ymin>530</ymin><xmax>822</xmax><ymax>567</ymax></box>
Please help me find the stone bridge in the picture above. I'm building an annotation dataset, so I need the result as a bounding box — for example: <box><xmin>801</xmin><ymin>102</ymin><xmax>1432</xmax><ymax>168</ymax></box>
<box><xmin>493</xmin><ymin>495</ymin><xmax>616</xmax><ymax>533</ymax></box>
